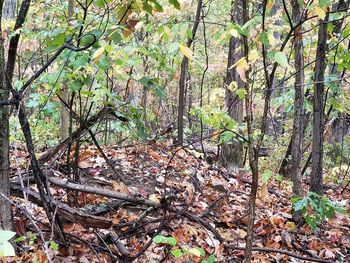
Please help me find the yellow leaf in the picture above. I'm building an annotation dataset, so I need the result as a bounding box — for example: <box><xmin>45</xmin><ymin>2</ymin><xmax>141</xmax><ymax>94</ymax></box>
<box><xmin>286</xmin><ymin>221</ymin><xmax>297</xmax><ymax>229</ymax></box>
<box><xmin>149</xmin><ymin>194</ymin><xmax>160</xmax><ymax>204</ymax></box>
<box><xmin>248</xmin><ymin>49</ymin><xmax>259</xmax><ymax>62</ymax></box>
<box><xmin>229</xmin><ymin>28</ymin><xmax>239</xmax><ymax>37</ymax></box>
<box><xmin>231</xmin><ymin>57</ymin><xmax>249</xmax><ymax>82</ymax></box>
<box><xmin>188</xmin><ymin>248</ymin><xmax>201</xmax><ymax>257</ymax></box>
<box><xmin>179</xmin><ymin>44</ymin><xmax>193</xmax><ymax>60</ymax></box>
<box><xmin>268</xmin><ymin>32</ymin><xmax>276</xmax><ymax>46</ymax></box>
<box><xmin>228</xmin><ymin>81</ymin><xmax>238</xmax><ymax>91</ymax></box>
<box><xmin>92</xmin><ymin>47</ymin><xmax>105</xmax><ymax>64</ymax></box>
<box><xmin>315</xmin><ymin>6</ymin><xmax>326</xmax><ymax>20</ymax></box>
<box><xmin>267</xmin><ymin>0</ymin><xmax>275</xmax><ymax>9</ymax></box>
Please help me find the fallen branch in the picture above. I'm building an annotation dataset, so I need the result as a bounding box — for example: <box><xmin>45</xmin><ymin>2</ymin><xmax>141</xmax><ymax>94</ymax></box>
<box><xmin>47</xmin><ymin>176</ymin><xmax>156</xmax><ymax>207</ymax></box>
<box><xmin>11</xmin><ymin>184</ymin><xmax>113</xmax><ymax>229</ymax></box>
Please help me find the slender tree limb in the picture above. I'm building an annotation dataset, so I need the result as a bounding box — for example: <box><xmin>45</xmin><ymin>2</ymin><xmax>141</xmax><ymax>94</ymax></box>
<box><xmin>47</xmin><ymin>176</ymin><xmax>157</xmax><ymax>207</ymax></box>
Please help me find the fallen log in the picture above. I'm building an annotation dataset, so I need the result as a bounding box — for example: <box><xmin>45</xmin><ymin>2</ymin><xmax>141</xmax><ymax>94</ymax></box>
<box><xmin>11</xmin><ymin>184</ymin><xmax>112</xmax><ymax>229</ymax></box>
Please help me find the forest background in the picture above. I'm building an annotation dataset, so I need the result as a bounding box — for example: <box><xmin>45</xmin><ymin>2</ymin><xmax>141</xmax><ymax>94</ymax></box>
<box><xmin>0</xmin><ymin>0</ymin><xmax>350</xmax><ymax>262</ymax></box>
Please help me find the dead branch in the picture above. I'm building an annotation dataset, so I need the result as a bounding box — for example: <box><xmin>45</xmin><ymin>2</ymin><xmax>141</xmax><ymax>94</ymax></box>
<box><xmin>38</xmin><ymin>106</ymin><xmax>114</xmax><ymax>164</ymax></box>
<box><xmin>47</xmin><ymin>176</ymin><xmax>156</xmax><ymax>207</ymax></box>
<box><xmin>11</xmin><ymin>184</ymin><xmax>113</xmax><ymax>229</ymax></box>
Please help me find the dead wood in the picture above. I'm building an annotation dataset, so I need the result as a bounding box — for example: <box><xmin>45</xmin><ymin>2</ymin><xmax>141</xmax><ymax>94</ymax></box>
<box><xmin>11</xmin><ymin>184</ymin><xmax>112</xmax><ymax>229</ymax></box>
<box><xmin>47</xmin><ymin>176</ymin><xmax>156</xmax><ymax>207</ymax></box>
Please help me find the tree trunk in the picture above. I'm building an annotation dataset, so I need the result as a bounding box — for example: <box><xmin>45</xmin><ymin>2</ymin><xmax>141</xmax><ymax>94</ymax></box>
<box><xmin>0</xmin><ymin>0</ymin><xmax>13</xmax><ymax>231</ymax></box>
<box><xmin>60</xmin><ymin>0</ymin><xmax>74</xmax><ymax>141</ymax></box>
<box><xmin>242</xmin><ymin>0</ymin><xmax>259</xmax><ymax>261</ymax></box>
<box><xmin>290</xmin><ymin>0</ymin><xmax>305</xmax><ymax>222</ymax></box>
<box><xmin>310</xmin><ymin>14</ymin><xmax>328</xmax><ymax>194</ymax></box>
<box><xmin>220</xmin><ymin>0</ymin><xmax>244</xmax><ymax>174</ymax></box>
<box><xmin>177</xmin><ymin>0</ymin><xmax>202</xmax><ymax>145</ymax></box>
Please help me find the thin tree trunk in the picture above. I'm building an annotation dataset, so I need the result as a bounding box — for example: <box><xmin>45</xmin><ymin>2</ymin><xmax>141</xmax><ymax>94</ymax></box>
<box><xmin>221</xmin><ymin>0</ymin><xmax>244</xmax><ymax>174</ymax></box>
<box><xmin>242</xmin><ymin>0</ymin><xmax>259</xmax><ymax>261</ymax></box>
<box><xmin>177</xmin><ymin>0</ymin><xmax>202</xmax><ymax>145</ymax></box>
<box><xmin>0</xmin><ymin>0</ymin><xmax>12</xmax><ymax>231</ymax></box>
<box><xmin>279</xmin><ymin>113</ymin><xmax>310</xmax><ymax>176</ymax></box>
<box><xmin>290</xmin><ymin>0</ymin><xmax>305</xmax><ymax>222</ymax></box>
<box><xmin>310</xmin><ymin>14</ymin><xmax>328</xmax><ymax>194</ymax></box>
<box><xmin>60</xmin><ymin>0</ymin><xmax>74</xmax><ymax>141</ymax></box>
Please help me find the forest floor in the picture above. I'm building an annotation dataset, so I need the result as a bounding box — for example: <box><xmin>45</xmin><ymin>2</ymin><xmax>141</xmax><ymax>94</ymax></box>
<box><xmin>7</xmin><ymin>141</ymin><xmax>350</xmax><ymax>262</ymax></box>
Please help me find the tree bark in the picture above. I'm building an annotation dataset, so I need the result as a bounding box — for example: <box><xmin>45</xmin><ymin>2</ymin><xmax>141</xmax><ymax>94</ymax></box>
<box><xmin>290</xmin><ymin>0</ymin><xmax>305</xmax><ymax>222</ymax></box>
<box><xmin>220</xmin><ymin>0</ymin><xmax>244</xmax><ymax>174</ymax></box>
<box><xmin>242</xmin><ymin>0</ymin><xmax>259</xmax><ymax>261</ymax></box>
<box><xmin>0</xmin><ymin>0</ymin><xmax>12</xmax><ymax>231</ymax></box>
<box><xmin>310</xmin><ymin>14</ymin><xmax>328</xmax><ymax>194</ymax></box>
<box><xmin>59</xmin><ymin>0</ymin><xmax>74</xmax><ymax>141</ymax></box>
<box><xmin>177</xmin><ymin>0</ymin><xmax>202</xmax><ymax>145</ymax></box>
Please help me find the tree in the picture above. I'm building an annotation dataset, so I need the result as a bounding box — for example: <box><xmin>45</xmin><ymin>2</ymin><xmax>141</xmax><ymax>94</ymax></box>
<box><xmin>177</xmin><ymin>0</ymin><xmax>202</xmax><ymax>146</ymax></box>
<box><xmin>289</xmin><ymin>0</ymin><xmax>305</xmax><ymax>222</ymax></box>
<box><xmin>220</xmin><ymin>0</ymin><xmax>244</xmax><ymax>173</ymax></box>
<box><xmin>310</xmin><ymin>14</ymin><xmax>328</xmax><ymax>194</ymax></box>
<box><xmin>59</xmin><ymin>0</ymin><xmax>75</xmax><ymax>141</ymax></box>
<box><xmin>0</xmin><ymin>0</ymin><xmax>12</xmax><ymax>231</ymax></box>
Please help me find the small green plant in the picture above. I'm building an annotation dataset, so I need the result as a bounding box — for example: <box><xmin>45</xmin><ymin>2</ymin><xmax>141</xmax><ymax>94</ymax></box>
<box><xmin>49</xmin><ymin>240</ymin><xmax>59</xmax><ymax>251</ymax></box>
<box><xmin>0</xmin><ymin>230</ymin><xmax>16</xmax><ymax>256</ymax></box>
<box><xmin>152</xmin><ymin>235</ymin><xmax>217</xmax><ymax>262</ymax></box>
<box><xmin>291</xmin><ymin>192</ymin><xmax>346</xmax><ymax>231</ymax></box>
<box><xmin>152</xmin><ymin>235</ymin><xmax>177</xmax><ymax>246</ymax></box>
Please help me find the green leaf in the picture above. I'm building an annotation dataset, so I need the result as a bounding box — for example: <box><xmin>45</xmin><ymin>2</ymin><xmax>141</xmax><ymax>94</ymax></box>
<box><xmin>305</xmin><ymin>215</ymin><xmax>317</xmax><ymax>231</ymax></box>
<box><xmin>153</xmin><ymin>235</ymin><xmax>166</xmax><ymax>244</ymax></box>
<box><xmin>50</xmin><ymin>240</ymin><xmax>59</xmax><ymax>251</ymax></box>
<box><xmin>318</xmin><ymin>0</ymin><xmax>331</xmax><ymax>8</ymax></box>
<box><xmin>259</xmin><ymin>32</ymin><xmax>269</xmax><ymax>45</ymax></box>
<box><xmin>274</xmin><ymin>51</ymin><xmax>289</xmax><ymax>68</ymax></box>
<box><xmin>262</xmin><ymin>169</ymin><xmax>273</xmax><ymax>184</ymax></box>
<box><xmin>167</xmin><ymin>237</ymin><xmax>177</xmax><ymax>246</ymax></box>
<box><xmin>293</xmin><ymin>199</ymin><xmax>306</xmax><ymax>211</ymax></box>
<box><xmin>0</xmin><ymin>230</ymin><xmax>16</xmax><ymax>243</ymax></box>
<box><xmin>46</xmin><ymin>33</ymin><xmax>66</xmax><ymax>51</ymax></box>
<box><xmin>171</xmin><ymin>248</ymin><xmax>184</xmax><ymax>257</ymax></box>
<box><xmin>14</xmin><ymin>236</ymin><xmax>26</xmax><ymax>243</ymax></box>
<box><xmin>235</xmin><ymin>88</ymin><xmax>246</xmax><ymax>100</ymax></box>
<box><xmin>150</xmin><ymin>0</ymin><xmax>163</xmax><ymax>12</ymax></box>
<box><xmin>143</xmin><ymin>1</ymin><xmax>153</xmax><ymax>13</ymax></box>
<box><xmin>202</xmin><ymin>255</ymin><xmax>217</xmax><ymax>263</ymax></box>
<box><xmin>169</xmin><ymin>0</ymin><xmax>180</xmax><ymax>9</ymax></box>
<box><xmin>219</xmin><ymin>131</ymin><xmax>234</xmax><ymax>144</ymax></box>
<box><xmin>153</xmin><ymin>235</ymin><xmax>177</xmax><ymax>246</ymax></box>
